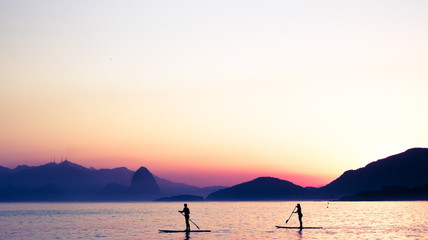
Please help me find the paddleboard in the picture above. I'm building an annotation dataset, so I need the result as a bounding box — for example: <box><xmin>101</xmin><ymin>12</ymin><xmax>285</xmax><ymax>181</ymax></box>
<box><xmin>159</xmin><ymin>230</ymin><xmax>211</xmax><ymax>233</ymax></box>
<box><xmin>276</xmin><ymin>226</ymin><xmax>322</xmax><ymax>229</ymax></box>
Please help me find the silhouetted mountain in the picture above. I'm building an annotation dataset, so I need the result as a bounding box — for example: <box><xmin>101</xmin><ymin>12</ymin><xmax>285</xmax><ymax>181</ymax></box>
<box><xmin>0</xmin><ymin>161</ymin><xmax>138</xmax><ymax>201</ymax></box>
<box><xmin>95</xmin><ymin>183</ymin><xmax>135</xmax><ymax>201</ymax></box>
<box><xmin>319</xmin><ymin>148</ymin><xmax>428</xmax><ymax>198</ymax></box>
<box><xmin>0</xmin><ymin>191</ymin><xmax>14</xmax><ymax>202</ymax></box>
<box><xmin>27</xmin><ymin>183</ymin><xmax>67</xmax><ymax>201</ymax></box>
<box><xmin>95</xmin><ymin>167</ymin><xmax>162</xmax><ymax>201</ymax></box>
<box><xmin>14</xmin><ymin>165</ymin><xmax>31</xmax><ymax>172</ymax></box>
<box><xmin>131</xmin><ymin>167</ymin><xmax>160</xmax><ymax>194</ymax></box>
<box><xmin>206</xmin><ymin>177</ymin><xmax>308</xmax><ymax>201</ymax></box>
<box><xmin>1</xmin><ymin>148</ymin><xmax>426</xmax><ymax>201</ymax></box>
<box><xmin>0</xmin><ymin>160</ymin><xmax>136</xmax><ymax>200</ymax></box>
<box><xmin>0</xmin><ymin>185</ymin><xmax>29</xmax><ymax>202</ymax></box>
<box><xmin>0</xmin><ymin>160</ymin><xmax>225</xmax><ymax>201</ymax></box>
<box><xmin>0</xmin><ymin>183</ymin><xmax>67</xmax><ymax>202</ymax></box>
<box><xmin>0</xmin><ymin>166</ymin><xmax>12</xmax><ymax>178</ymax></box>
<box><xmin>0</xmin><ymin>166</ymin><xmax>10</xmax><ymax>173</ymax></box>
<box><xmin>154</xmin><ymin>194</ymin><xmax>204</xmax><ymax>202</ymax></box>
<box><xmin>154</xmin><ymin>176</ymin><xmax>225</xmax><ymax>197</ymax></box>
<box><xmin>340</xmin><ymin>185</ymin><xmax>428</xmax><ymax>201</ymax></box>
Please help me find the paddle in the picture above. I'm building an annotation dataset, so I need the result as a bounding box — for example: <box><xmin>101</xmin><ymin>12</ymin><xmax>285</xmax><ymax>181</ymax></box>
<box><xmin>179</xmin><ymin>211</ymin><xmax>200</xmax><ymax>229</ymax></box>
<box><xmin>285</xmin><ymin>206</ymin><xmax>296</xmax><ymax>224</ymax></box>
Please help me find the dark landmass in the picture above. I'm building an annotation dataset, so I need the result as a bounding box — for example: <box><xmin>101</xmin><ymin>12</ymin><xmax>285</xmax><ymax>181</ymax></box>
<box><xmin>154</xmin><ymin>194</ymin><xmax>204</xmax><ymax>202</ymax></box>
<box><xmin>0</xmin><ymin>161</ymin><xmax>135</xmax><ymax>201</ymax></box>
<box><xmin>206</xmin><ymin>177</ymin><xmax>309</xmax><ymax>201</ymax></box>
<box><xmin>0</xmin><ymin>183</ymin><xmax>67</xmax><ymax>202</ymax></box>
<box><xmin>340</xmin><ymin>185</ymin><xmax>428</xmax><ymax>201</ymax></box>
<box><xmin>95</xmin><ymin>183</ymin><xmax>135</xmax><ymax>201</ymax></box>
<box><xmin>205</xmin><ymin>148</ymin><xmax>428</xmax><ymax>201</ymax></box>
<box><xmin>318</xmin><ymin>148</ymin><xmax>428</xmax><ymax>198</ymax></box>
<box><xmin>0</xmin><ymin>160</ymin><xmax>223</xmax><ymax>202</ymax></box>
<box><xmin>0</xmin><ymin>148</ymin><xmax>427</xmax><ymax>201</ymax></box>
<box><xmin>153</xmin><ymin>176</ymin><xmax>225</xmax><ymax>198</ymax></box>
<box><xmin>94</xmin><ymin>167</ymin><xmax>162</xmax><ymax>201</ymax></box>
<box><xmin>131</xmin><ymin>167</ymin><xmax>161</xmax><ymax>194</ymax></box>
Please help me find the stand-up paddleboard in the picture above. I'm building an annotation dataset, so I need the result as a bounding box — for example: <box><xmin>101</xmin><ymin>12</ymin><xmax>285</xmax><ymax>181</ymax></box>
<box><xmin>159</xmin><ymin>230</ymin><xmax>211</xmax><ymax>233</ymax></box>
<box><xmin>276</xmin><ymin>226</ymin><xmax>322</xmax><ymax>229</ymax></box>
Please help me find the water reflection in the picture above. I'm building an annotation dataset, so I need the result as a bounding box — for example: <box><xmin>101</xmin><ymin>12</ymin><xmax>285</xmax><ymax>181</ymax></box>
<box><xmin>0</xmin><ymin>202</ymin><xmax>426</xmax><ymax>240</ymax></box>
<box><xmin>297</xmin><ymin>229</ymin><xmax>302</xmax><ymax>239</ymax></box>
<box><xmin>184</xmin><ymin>231</ymin><xmax>190</xmax><ymax>240</ymax></box>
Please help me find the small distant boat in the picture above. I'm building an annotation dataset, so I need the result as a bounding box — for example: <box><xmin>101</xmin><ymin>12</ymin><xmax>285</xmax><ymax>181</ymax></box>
<box><xmin>159</xmin><ymin>230</ymin><xmax>211</xmax><ymax>233</ymax></box>
<box><xmin>276</xmin><ymin>226</ymin><xmax>322</xmax><ymax>229</ymax></box>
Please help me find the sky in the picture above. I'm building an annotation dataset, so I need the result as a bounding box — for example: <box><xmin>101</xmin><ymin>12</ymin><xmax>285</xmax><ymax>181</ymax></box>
<box><xmin>1</xmin><ymin>0</ymin><xmax>427</xmax><ymax>187</ymax></box>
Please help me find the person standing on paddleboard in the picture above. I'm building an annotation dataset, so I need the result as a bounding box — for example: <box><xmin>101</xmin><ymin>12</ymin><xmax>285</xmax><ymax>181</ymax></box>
<box><xmin>294</xmin><ymin>203</ymin><xmax>303</xmax><ymax>229</ymax></box>
<box><xmin>179</xmin><ymin>203</ymin><xmax>190</xmax><ymax>231</ymax></box>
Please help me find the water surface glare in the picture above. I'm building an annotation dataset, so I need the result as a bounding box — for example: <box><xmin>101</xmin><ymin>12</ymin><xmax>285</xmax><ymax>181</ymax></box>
<box><xmin>0</xmin><ymin>201</ymin><xmax>426</xmax><ymax>239</ymax></box>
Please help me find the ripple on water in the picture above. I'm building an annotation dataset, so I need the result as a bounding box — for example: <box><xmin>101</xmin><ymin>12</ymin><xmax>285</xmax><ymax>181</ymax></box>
<box><xmin>0</xmin><ymin>201</ymin><xmax>426</xmax><ymax>240</ymax></box>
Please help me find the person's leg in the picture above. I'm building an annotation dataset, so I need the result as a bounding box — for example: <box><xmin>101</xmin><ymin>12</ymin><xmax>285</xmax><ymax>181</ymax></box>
<box><xmin>299</xmin><ymin>215</ymin><xmax>303</xmax><ymax>228</ymax></box>
<box><xmin>185</xmin><ymin>217</ymin><xmax>190</xmax><ymax>231</ymax></box>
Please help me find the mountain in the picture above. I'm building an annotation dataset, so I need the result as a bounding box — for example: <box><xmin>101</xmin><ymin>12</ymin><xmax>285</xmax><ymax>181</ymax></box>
<box><xmin>206</xmin><ymin>177</ymin><xmax>308</xmax><ymax>201</ymax></box>
<box><xmin>319</xmin><ymin>148</ymin><xmax>428</xmax><ymax>198</ymax></box>
<box><xmin>27</xmin><ymin>183</ymin><xmax>68</xmax><ymax>201</ymax></box>
<box><xmin>206</xmin><ymin>148</ymin><xmax>428</xmax><ymax>201</ymax></box>
<box><xmin>1</xmin><ymin>147</ymin><xmax>426</xmax><ymax>201</ymax></box>
<box><xmin>0</xmin><ymin>183</ymin><xmax>67</xmax><ymax>202</ymax></box>
<box><xmin>131</xmin><ymin>167</ymin><xmax>160</xmax><ymax>194</ymax></box>
<box><xmin>95</xmin><ymin>183</ymin><xmax>137</xmax><ymax>201</ymax></box>
<box><xmin>0</xmin><ymin>160</ymin><xmax>134</xmax><ymax>200</ymax></box>
<box><xmin>0</xmin><ymin>166</ymin><xmax>11</xmax><ymax>174</ymax></box>
<box><xmin>95</xmin><ymin>167</ymin><xmax>162</xmax><ymax>201</ymax></box>
<box><xmin>154</xmin><ymin>176</ymin><xmax>225</xmax><ymax>197</ymax></box>
<box><xmin>0</xmin><ymin>161</ymin><xmax>134</xmax><ymax>189</ymax></box>
<box><xmin>0</xmin><ymin>160</ymin><xmax>221</xmax><ymax>201</ymax></box>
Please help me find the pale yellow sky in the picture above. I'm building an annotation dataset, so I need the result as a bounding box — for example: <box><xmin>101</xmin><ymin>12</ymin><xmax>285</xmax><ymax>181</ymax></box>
<box><xmin>1</xmin><ymin>0</ymin><xmax>427</xmax><ymax>186</ymax></box>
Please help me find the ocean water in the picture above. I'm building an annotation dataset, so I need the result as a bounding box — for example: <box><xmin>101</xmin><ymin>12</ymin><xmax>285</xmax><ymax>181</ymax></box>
<box><xmin>0</xmin><ymin>201</ymin><xmax>426</xmax><ymax>239</ymax></box>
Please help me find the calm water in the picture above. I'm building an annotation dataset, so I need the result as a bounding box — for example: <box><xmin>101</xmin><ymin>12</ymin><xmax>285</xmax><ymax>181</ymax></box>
<box><xmin>0</xmin><ymin>201</ymin><xmax>426</xmax><ymax>239</ymax></box>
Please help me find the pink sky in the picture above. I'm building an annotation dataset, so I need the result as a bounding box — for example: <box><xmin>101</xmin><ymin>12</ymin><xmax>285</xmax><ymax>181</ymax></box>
<box><xmin>0</xmin><ymin>153</ymin><xmax>335</xmax><ymax>187</ymax></box>
<box><xmin>1</xmin><ymin>1</ymin><xmax>427</xmax><ymax>188</ymax></box>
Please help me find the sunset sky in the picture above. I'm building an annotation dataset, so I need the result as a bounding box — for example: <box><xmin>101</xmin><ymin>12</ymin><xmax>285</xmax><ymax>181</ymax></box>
<box><xmin>1</xmin><ymin>1</ymin><xmax>427</xmax><ymax>187</ymax></box>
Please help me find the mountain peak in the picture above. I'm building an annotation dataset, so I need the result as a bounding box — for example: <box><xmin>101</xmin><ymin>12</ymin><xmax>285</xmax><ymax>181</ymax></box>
<box><xmin>206</xmin><ymin>176</ymin><xmax>305</xmax><ymax>201</ymax></box>
<box><xmin>130</xmin><ymin>166</ymin><xmax>160</xmax><ymax>194</ymax></box>
<box><xmin>320</xmin><ymin>148</ymin><xmax>428</xmax><ymax>196</ymax></box>
<box><xmin>405</xmin><ymin>147</ymin><xmax>428</xmax><ymax>153</ymax></box>
<box><xmin>252</xmin><ymin>176</ymin><xmax>291</xmax><ymax>183</ymax></box>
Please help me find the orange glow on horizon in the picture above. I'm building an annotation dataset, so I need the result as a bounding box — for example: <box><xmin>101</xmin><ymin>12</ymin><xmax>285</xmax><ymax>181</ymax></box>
<box><xmin>0</xmin><ymin>152</ymin><xmax>336</xmax><ymax>188</ymax></box>
<box><xmin>1</xmin><ymin>1</ymin><xmax>427</xmax><ymax>189</ymax></box>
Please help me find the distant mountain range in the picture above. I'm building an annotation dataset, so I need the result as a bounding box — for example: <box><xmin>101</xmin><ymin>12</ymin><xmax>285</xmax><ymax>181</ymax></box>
<box><xmin>0</xmin><ymin>160</ymin><xmax>224</xmax><ymax>202</ymax></box>
<box><xmin>0</xmin><ymin>148</ymin><xmax>427</xmax><ymax>201</ymax></box>
<box><xmin>206</xmin><ymin>148</ymin><xmax>428</xmax><ymax>201</ymax></box>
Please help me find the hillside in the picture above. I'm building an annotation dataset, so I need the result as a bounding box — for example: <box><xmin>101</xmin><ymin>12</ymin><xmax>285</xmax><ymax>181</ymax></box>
<box><xmin>0</xmin><ymin>161</ymin><xmax>223</xmax><ymax>201</ymax></box>
<box><xmin>319</xmin><ymin>148</ymin><xmax>428</xmax><ymax>197</ymax></box>
<box><xmin>1</xmin><ymin>148</ymin><xmax>426</xmax><ymax>201</ymax></box>
<box><xmin>206</xmin><ymin>177</ymin><xmax>308</xmax><ymax>201</ymax></box>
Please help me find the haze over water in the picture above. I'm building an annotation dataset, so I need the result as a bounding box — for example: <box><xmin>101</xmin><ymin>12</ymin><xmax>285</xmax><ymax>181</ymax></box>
<box><xmin>1</xmin><ymin>201</ymin><xmax>426</xmax><ymax>240</ymax></box>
